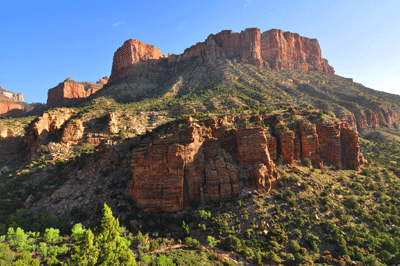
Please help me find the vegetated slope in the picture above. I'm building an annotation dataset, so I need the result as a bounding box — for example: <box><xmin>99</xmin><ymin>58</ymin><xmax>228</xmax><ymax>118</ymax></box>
<box><xmin>94</xmin><ymin>59</ymin><xmax>400</xmax><ymax>133</ymax></box>
<box><xmin>0</xmin><ymin>84</ymin><xmax>400</xmax><ymax>265</ymax></box>
<box><xmin>1</xmin><ymin>127</ymin><xmax>400</xmax><ymax>265</ymax></box>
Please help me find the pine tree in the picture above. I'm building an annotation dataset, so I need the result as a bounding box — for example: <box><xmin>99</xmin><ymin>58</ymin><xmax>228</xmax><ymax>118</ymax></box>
<box><xmin>95</xmin><ymin>204</ymin><xmax>136</xmax><ymax>266</ymax></box>
<box><xmin>68</xmin><ymin>229</ymin><xmax>99</xmax><ymax>266</ymax></box>
<box><xmin>68</xmin><ymin>204</ymin><xmax>136</xmax><ymax>266</ymax></box>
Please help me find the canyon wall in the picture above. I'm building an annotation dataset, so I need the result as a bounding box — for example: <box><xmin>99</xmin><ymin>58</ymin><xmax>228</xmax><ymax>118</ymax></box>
<box><xmin>24</xmin><ymin>108</ymin><xmax>363</xmax><ymax>213</ymax></box>
<box><xmin>127</xmin><ymin>113</ymin><xmax>362</xmax><ymax>212</ymax></box>
<box><xmin>109</xmin><ymin>28</ymin><xmax>334</xmax><ymax>82</ymax></box>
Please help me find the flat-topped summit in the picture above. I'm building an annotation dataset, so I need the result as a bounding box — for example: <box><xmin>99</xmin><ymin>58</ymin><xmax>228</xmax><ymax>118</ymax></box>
<box><xmin>109</xmin><ymin>28</ymin><xmax>334</xmax><ymax>83</ymax></box>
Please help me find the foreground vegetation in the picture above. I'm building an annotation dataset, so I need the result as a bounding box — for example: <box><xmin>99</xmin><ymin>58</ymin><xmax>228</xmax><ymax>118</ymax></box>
<box><xmin>1</xmin><ymin>128</ymin><xmax>400</xmax><ymax>265</ymax></box>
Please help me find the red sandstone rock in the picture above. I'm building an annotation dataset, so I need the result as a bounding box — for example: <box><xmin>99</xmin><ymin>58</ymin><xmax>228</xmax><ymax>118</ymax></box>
<box><xmin>298</xmin><ymin>120</ymin><xmax>320</xmax><ymax>166</ymax></box>
<box><xmin>47</xmin><ymin>78</ymin><xmax>106</xmax><ymax>109</ymax></box>
<box><xmin>340</xmin><ymin>123</ymin><xmax>364</xmax><ymax>171</ymax></box>
<box><xmin>109</xmin><ymin>28</ymin><xmax>334</xmax><ymax>85</ymax></box>
<box><xmin>128</xmin><ymin>120</ymin><xmax>277</xmax><ymax>212</ymax></box>
<box><xmin>127</xmin><ymin>113</ymin><xmax>362</xmax><ymax>212</ymax></box>
<box><xmin>109</xmin><ymin>39</ymin><xmax>166</xmax><ymax>82</ymax></box>
<box><xmin>24</xmin><ymin>108</ymin><xmax>75</xmax><ymax>156</ymax></box>
<box><xmin>0</xmin><ymin>95</ymin><xmax>23</xmax><ymax>117</ymax></box>
<box><xmin>61</xmin><ymin>119</ymin><xmax>84</xmax><ymax>145</ymax></box>
<box><xmin>275</xmin><ymin>124</ymin><xmax>296</xmax><ymax>165</ymax></box>
<box><xmin>47</xmin><ymin>78</ymin><xmax>87</xmax><ymax>108</ymax></box>
<box><xmin>316</xmin><ymin>122</ymin><xmax>342</xmax><ymax>167</ymax></box>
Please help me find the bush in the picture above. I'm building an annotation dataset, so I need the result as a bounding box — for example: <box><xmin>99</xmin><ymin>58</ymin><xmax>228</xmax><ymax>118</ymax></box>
<box><xmin>184</xmin><ymin>237</ymin><xmax>200</xmax><ymax>249</ymax></box>
<box><xmin>300</xmin><ymin>182</ymin><xmax>309</xmax><ymax>190</ymax></box>
<box><xmin>289</xmin><ymin>240</ymin><xmax>301</xmax><ymax>253</ymax></box>
<box><xmin>118</xmin><ymin>129</ymin><xmax>126</xmax><ymax>140</ymax></box>
<box><xmin>207</xmin><ymin>236</ymin><xmax>217</xmax><ymax>248</ymax></box>
<box><xmin>150</xmin><ymin>239</ymin><xmax>159</xmax><ymax>251</ymax></box>
<box><xmin>225</xmin><ymin>235</ymin><xmax>241</xmax><ymax>251</ymax></box>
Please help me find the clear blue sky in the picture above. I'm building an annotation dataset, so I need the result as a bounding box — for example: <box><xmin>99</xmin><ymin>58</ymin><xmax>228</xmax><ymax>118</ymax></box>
<box><xmin>1</xmin><ymin>0</ymin><xmax>399</xmax><ymax>103</ymax></box>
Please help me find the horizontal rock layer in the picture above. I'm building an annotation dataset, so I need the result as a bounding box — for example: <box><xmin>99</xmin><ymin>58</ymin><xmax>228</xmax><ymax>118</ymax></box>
<box><xmin>0</xmin><ymin>95</ymin><xmax>23</xmax><ymax>117</ymax></box>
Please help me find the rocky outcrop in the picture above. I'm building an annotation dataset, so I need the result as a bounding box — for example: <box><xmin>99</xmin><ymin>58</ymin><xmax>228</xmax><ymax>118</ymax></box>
<box><xmin>47</xmin><ymin>78</ymin><xmax>87</xmax><ymax>108</ymax></box>
<box><xmin>334</xmin><ymin>103</ymin><xmax>398</xmax><ymax>132</ymax></box>
<box><xmin>109</xmin><ymin>39</ymin><xmax>167</xmax><ymax>82</ymax></box>
<box><xmin>0</xmin><ymin>95</ymin><xmax>24</xmax><ymax>117</ymax></box>
<box><xmin>169</xmin><ymin>28</ymin><xmax>334</xmax><ymax>73</ymax></box>
<box><xmin>47</xmin><ymin>77</ymin><xmax>106</xmax><ymax>109</ymax></box>
<box><xmin>24</xmin><ymin>108</ymin><xmax>75</xmax><ymax>156</ymax></box>
<box><xmin>61</xmin><ymin>119</ymin><xmax>84</xmax><ymax>145</ymax></box>
<box><xmin>12</xmin><ymin>93</ymin><xmax>24</xmax><ymax>102</ymax></box>
<box><xmin>128</xmin><ymin>112</ymin><xmax>362</xmax><ymax>212</ymax></box>
<box><xmin>97</xmin><ymin>77</ymin><xmax>109</xmax><ymax>85</ymax></box>
<box><xmin>0</xmin><ymin>86</ymin><xmax>24</xmax><ymax>103</ymax></box>
<box><xmin>109</xmin><ymin>28</ymin><xmax>334</xmax><ymax>84</ymax></box>
<box><xmin>129</xmin><ymin>118</ymin><xmax>278</xmax><ymax>212</ymax></box>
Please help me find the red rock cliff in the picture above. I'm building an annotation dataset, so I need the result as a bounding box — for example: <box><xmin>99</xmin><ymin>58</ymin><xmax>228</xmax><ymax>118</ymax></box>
<box><xmin>128</xmin><ymin>112</ymin><xmax>362</xmax><ymax>212</ymax></box>
<box><xmin>109</xmin><ymin>39</ymin><xmax>167</xmax><ymax>82</ymax></box>
<box><xmin>129</xmin><ymin>117</ymin><xmax>278</xmax><ymax>212</ymax></box>
<box><xmin>109</xmin><ymin>28</ymin><xmax>334</xmax><ymax>83</ymax></box>
<box><xmin>47</xmin><ymin>78</ymin><xmax>105</xmax><ymax>108</ymax></box>
<box><xmin>0</xmin><ymin>95</ymin><xmax>23</xmax><ymax>117</ymax></box>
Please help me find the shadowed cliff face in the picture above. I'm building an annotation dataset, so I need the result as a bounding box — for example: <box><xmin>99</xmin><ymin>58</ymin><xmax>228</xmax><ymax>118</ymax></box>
<box><xmin>109</xmin><ymin>28</ymin><xmax>334</xmax><ymax>83</ymax></box>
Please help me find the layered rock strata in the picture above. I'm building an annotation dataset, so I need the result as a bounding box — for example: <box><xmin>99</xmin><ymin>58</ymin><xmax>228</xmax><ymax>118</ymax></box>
<box><xmin>128</xmin><ymin>113</ymin><xmax>362</xmax><ymax>212</ymax></box>
<box><xmin>129</xmin><ymin>118</ymin><xmax>278</xmax><ymax>212</ymax></box>
<box><xmin>23</xmin><ymin>108</ymin><xmax>363</xmax><ymax>213</ymax></box>
<box><xmin>47</xmin><ymin>77</ymin><xmax>106</xmax><ymax>108</ymax></box>
<box><xmin>0</xmin><ymin>95</ymin><xmax>23</xmax><ymax>117</ymax></box>
<box><xmin>109</xmin><ymin>28</ymin><xmax>334</xmax><ymax>83</ymax></box>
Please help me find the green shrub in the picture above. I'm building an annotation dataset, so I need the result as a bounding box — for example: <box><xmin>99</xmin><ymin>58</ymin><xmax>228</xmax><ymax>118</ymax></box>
<box><xmin>207</xmin><ymin>236</ymin><xmax>217</xmax><ymax>248</ymax></box>
<box><xmin>289</xmin><ymin>240</ymin><xmax>301</xmax><ymax>253</ymax></box>
<box><xmin>182</xmin><ymin>221</ymin><xmax>190</xmax><ymax>237</ymax></box>
<box><xmin>184</xmin><ymin>237</ymin><xmax>200</xmax><ymax>249</ymax></box>
<box><xmin>225</xmin><ymin>235</ymin><xmax>241</xmax><ymax>251</ymax></box>
<box><xmin>43</xmin><ymin>228</ymin><xmax>59</xmax><ymax>244</ymax></box>
<box><xmin>150</xmin><ymin>239</ymin><xmax>159</xmax><ymax>251</ymax></box>
<box><xmin>118</xmin><ymin>129</ymin><xmax>126</xmax><ymax>140</ymax></box>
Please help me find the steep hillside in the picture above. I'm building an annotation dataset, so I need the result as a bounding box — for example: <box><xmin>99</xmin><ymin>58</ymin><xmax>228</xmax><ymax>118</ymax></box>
<box><xmin>95</xmin><ymin>58</ymin><xmax>400</xmax><ymax>134</ymax></box>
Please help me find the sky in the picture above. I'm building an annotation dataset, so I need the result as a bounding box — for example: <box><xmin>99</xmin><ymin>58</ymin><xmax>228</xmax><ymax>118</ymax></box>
<box><xmin>1</xmin><ymin>0</ymin><xmax>400</xmax><ymax>104</ymax></box>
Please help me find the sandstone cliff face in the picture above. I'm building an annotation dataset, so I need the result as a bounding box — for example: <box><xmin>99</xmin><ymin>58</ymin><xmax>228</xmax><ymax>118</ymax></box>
<box><xmin>109</xmin><ymin>28</ymin><xmax>334</xmax><ymax>83</ymax></box>
<box><xmin>129</xmin><ymin>117</ymin><xmax>278</xmax><ymax>212</ymax></box>
<box><xmin>47</xmin><ymin>78</ymin><xmax>87</xmax><ymax>109</ymax></box>
<box><xmin>0</xmin><ymin>86</ymin><xmax>24</xmax><ymax>103</ymax></box>
<box><xmin>109</xmin><ymin>39</ymin><xmax>167</xmax><ymax>82</ymax></box>
<box><xmin>169</xmin><ymin>28</ymin><xmax>334</xmax><ymax>73</ymax></box>
<box><xmin>47</xmin><ymin>78</ymin><xmax>106</xmax><ymax>109</ymax></box>
<box><xmin>0</xmin><ymin>95</ymin><xmax>23</xmax><ymax>117</ymax></box>
<box><xmin>128</xmin><ymin>112</ymin><xmax>362</xmax><ymax>212</ymax></box>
